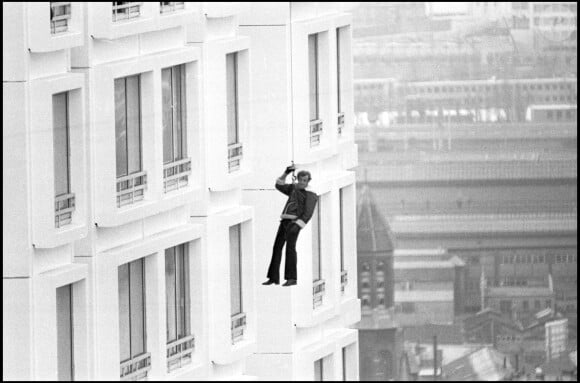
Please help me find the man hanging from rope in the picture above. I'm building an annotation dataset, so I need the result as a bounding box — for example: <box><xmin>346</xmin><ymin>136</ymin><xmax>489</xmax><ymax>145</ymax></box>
<box><xmin>262</xmin><ymin>164</ymin><xmax>318</xmax><ymax>287</ymax></box>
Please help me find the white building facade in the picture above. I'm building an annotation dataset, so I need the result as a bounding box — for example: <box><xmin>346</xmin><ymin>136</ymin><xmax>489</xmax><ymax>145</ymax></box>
<box><xmin>3</xmin><ymin>2</ymin><xmax>359</xmax><ymax>381</ymax></box>
<box><xmin>239</xmin><ymin>3</ymin><xmax>360</xmax><ymax>381</ymax></box>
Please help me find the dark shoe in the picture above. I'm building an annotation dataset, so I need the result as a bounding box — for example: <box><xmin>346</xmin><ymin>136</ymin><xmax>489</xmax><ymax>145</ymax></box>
<box><xmin>282</xmin><ymin>279</ymin><xmax>297</xmax><ymax>286</ymax></box>
<box><xmin>262</xmin><ymin>279</ymin><xmax>279</xmax><ymax>285</ymax></box>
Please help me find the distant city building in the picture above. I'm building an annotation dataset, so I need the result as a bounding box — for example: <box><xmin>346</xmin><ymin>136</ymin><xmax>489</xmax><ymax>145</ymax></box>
<box><xmin>356</xmin><ymin>184</ymin><xmax>403</xmax><ymax>380</ymax></box>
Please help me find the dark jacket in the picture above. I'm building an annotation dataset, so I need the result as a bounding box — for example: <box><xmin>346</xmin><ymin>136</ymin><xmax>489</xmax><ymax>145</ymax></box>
<box><xmin>275</xmin><ymin>180</ymin><xmax>318</xmax><ymax>229</ymax></box>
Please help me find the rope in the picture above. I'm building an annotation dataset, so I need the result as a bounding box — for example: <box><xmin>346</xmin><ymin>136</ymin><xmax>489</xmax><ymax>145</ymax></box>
<box><xmin>289</xmin><ymin>4</ymin><xmax>297</xmax><ymax>183</ymax></box>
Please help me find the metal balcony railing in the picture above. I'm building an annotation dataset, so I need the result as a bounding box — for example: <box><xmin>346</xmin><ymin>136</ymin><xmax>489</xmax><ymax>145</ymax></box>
<box><xmin>341</xmin><ymin>270</ymin><xmax>348</xmax><ymax>294</ymax></box>
<box><xmin>166</xmin><ymin>334</ymin><xmax>194</xmax><ymax>372</ymax></box>
<box><xmin>120</xmin><ymin>352</ymin><xmax>151</xmax><ymax>381</ymax></box>
<box><xmin>50</xmin><ymin>2</ymin><xmax>71</xmax><ymax>34</ymax></box>
<box><xmin>231</xmin><ymin>312</ymin><xmax>246</xmax><ymax>344</ymax></box>
<box><xmin>112</xmin><ymin>2</ymin><xmax>143</xmax><ymax>22</ymax></box>
<box><xmin>160</xmin><ymin>2</ymin><xmax>184</xmax><ymax>13</ymax></box>
<box><xmin>313</xmin><ymin>279</ymin><xmax>326</xmax><ymax>309</ymax></box>
<box><xmin>55</xmin><ymin>193</ymin><xmax>75</xmax><ymax>228</ymax></box>
<box><xmin>337</xmin><ymin>112</ymin><xmax>345</xmax><ymax>136</ymax></box>
<box><xmin>117</xmin><ymin>171</ymin><xmax>147</xmax><ymax>208</ymax></box>
<box><xmin>310</xmin><ymin>119</ymin><xmax>323</xmax><ymax>147</ymax></box>
<box><xmin>228</xmin><ymin>142</ymin><xmax>243</xmax><ymax>173</ymax></box>
<box><xmin>163</xmin><ymin>158</ymin><xmax>191</xmax><ymax>193</ymax></box>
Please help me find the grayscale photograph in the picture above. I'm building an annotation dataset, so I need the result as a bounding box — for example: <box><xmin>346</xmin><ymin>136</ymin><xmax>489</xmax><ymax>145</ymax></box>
<box><xmin>3</xmin><ymin>2</ymin><xmax>577</xmax><ymax>381</ymax></box>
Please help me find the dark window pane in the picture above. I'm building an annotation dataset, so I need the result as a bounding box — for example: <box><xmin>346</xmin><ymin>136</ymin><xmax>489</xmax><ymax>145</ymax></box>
<box><xmin>226</xmin><ymin>53</ymin><xmax>239</xmax><ymax>145</ymax></box>
<box><xmin>56</xmin><ymin>284</ymin><xmax>73</xmax><ymax>381</ymax></box>
<box><xmin>309</xmin><ymin>34</ymin><xmax>319</xmax><ymax>121</ymax></box>
<box><xmin>312</xmin><ymin>204</ymin><xmax>321</xmax><ymax>281</ymax></box>
<box><xmin>53</xmin><ymin>92</ymin><xmax>70</xmax><ymax>196</ymax></box>
<box><xmin>126</xmin><ymin>75</ymin><xmax>141</xmax><ymax>174</ymax></box>
<box><xmin>162</xmin><ymin>68</ymin><xmax>174</xmax><ymax>164</ymax></box>
<box><xmin>118</xmin><ymin>263</ymin><xmax>131</xmax><ymax>362</ymax></box>
<box><xmin>115</xmin><ymin>78</ymin><xmax>128</xmax><ymax>177</ymax></box>
<box><xmin>165</xmin><ymin>247</ymin><xmax>177</xmax><ymax>342</ymax></box>
<box><xmin>230</xmin><ymin>225</ymin><xmax>242</xmax><ymax>315</ymax></box>
<box><xmin>129</xmin><ymin>258</ymin><xmax>145</xmax><ymax>358</ymax></box>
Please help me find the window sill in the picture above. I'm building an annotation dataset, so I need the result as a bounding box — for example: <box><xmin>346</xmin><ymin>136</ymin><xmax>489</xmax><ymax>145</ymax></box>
<box><xmin>96</xmin><ymin>200</ymin><xmax>159</xmax><ymax>227</ymax></box>
<box><xmin>33</xmin><ymin>222</ymin><xmax>87</xmax><ymax>249</ymax></box>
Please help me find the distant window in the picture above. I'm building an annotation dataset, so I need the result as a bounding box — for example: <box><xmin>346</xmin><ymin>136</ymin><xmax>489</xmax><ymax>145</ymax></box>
<box><xmin>112</xmin><ymin>2</ymin><xmax>142</xmax><ymax>22</ymax></box>
<box><xmin>160</xmin><ymin>2</ymin><xmax>185</xmax><ymax>13</ymax></box>
<box><xmin>308</xmin><ymin>33</ymin><xmax>320</xmax><ymax>122</ymax></box>
<box><xmin>50</xmin><ymin>2</ymin><xmax>71</xmax><ymax>34</ymax></box>
<box><xmin>402</xmin><ymin>302</ymin><xmax>415</xmax><ymax>313</ymax></box>
<box><xmin>523</xmin><ymin>300</ymin><xmax>529</xmax><ymax>311</ymax></box>
<box><xmin>547</xmin><ymin>110</ymin><xmax>553</xmax><ymax>120</ymax></box>
<box><xmin>534</xmin><ymin>300</ymin><xmax>541</xmax><ymax>310</ymax></box>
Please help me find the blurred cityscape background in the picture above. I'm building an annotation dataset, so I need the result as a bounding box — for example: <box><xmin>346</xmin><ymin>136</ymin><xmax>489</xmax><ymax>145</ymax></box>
<box><xmin>352</xmin><ymin>2</ymin><xmax>577</xmax><ymax>381</ymax></box>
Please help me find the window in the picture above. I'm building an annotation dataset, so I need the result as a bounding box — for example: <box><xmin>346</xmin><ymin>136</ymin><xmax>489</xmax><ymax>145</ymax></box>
<box><xmin>226</xmin><ymin>53</ymin><xmax>239</xmax><ymax>146</ymax></box>
<box><xmin>162</xmin><ymin>65</ymin><xmax>190</xmax><ymax>192</ymax></box>
<box><xmin>119</xmin><ymin>258</ymin><xmax>150</xmax><ymax>380</ymax></box>
<box><xmin>339</xmin><ymin>188</ymin><xmax>345</xmax><ymax>273</ymax></box>
<box><xmin>401</xmin><ymin>302</ymin><xmax>415</xmax><ymax>313</ymax></box>
<box><xmin>535</xmin><ymin>300</ymin><xmax>541</xmax><ymax>310</ymax></box>
<box><xmin>309</xmin><ymin>33</ymin><xmax>320</xmax><ymax>122</ymax></box>
<box><xmin>312</xmin><ymin>203</ymin><xmax>322</xmax><ymax>282</ymax></box>
<box><xmin>500</xmin><ymin>300</ymin><xmax>512</xmax><ymax>314</ymax></box>
<box><xmin>53</xmin><ymin>92</ymin><xmax>74</xmax><ymax>228</ymax></box>
<box><xmin>226</xmin><ymin>52</ymin><xmax>243</xmax><ymax>172</ymax></box>
<box><xmin>115</xmin><ymin>75</ymin><xmax>146</xmax><ymax>207</ymax></box>
<box><xmin>337</xmin><ymin>28</ymin><xmax>346</xmax><ymax>135</ymax></box>
<box><xmin>112</xmin><ymin>2</ymin><xmax>142</xmax><ymax>22</ymax></box>
<box><xmin>342</xmin><ymin>347</ymin><xmax>347</xmax><ymax>381</ymax></box>
<box><xmin>162</xmin><ymin>65</ymin><xmax>187</xmax><ymax>165</ymax></box>
<box><xmin>336</xmin><ymin>29</ymin><xmax>342</xmax><ymax>115</ymax></box>
<box><xmin>50</xmin><ymin>2</ymin><xmax>71</xmax><ymax>34</ymax></box>
<box><xmin>160</xmin><ymin>2</ymin><xmax>184</xmax><ymax>13</ymax></box>
<box><xmin>57</xmin><ymin>284</ymin><xmax>74</xmax><ymax>381</ymax></box>
<box><xmin>309</xmin><ymin>33</ymin><xmax>322</xmax><ymax>146</ymax></box>
<box><xmin>229</xmin><ymin>224</ymin><xmax>243</xmax><ymax>315</ymax></box>
<box><xmin>229</xmin><ymin>224</ymin><xmax>246</xmax><ymax>343</ymax></box>
<box><xmin>165</xmin><ymin>244</ymin><xmax>193</xmax><ymax>371</ymax></box>
<box><xmin>314</xmin><ymin>358</ymin><xmax>324</xmax><ymax>381</ymax></box>
<box><xmin>523</xmin><ymin>300</ymin><xmax>529</xmax><ymax>312</ymax></box>
<box><xmin>362</xmin><ymin>295</ymin><xmax>371</xmax><ymax>308</ymax></box>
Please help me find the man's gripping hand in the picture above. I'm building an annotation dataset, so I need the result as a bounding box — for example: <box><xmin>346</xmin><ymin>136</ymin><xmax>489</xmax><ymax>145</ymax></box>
<box><xmin>284</xmin><ymin>165</ymin><xmax>296</xmax><ymax>175</ymax></box>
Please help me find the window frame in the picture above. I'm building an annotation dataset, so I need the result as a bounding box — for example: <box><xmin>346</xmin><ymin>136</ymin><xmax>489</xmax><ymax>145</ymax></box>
<box><xmin>308</xmin><ymin>33</ymin><xmax>320</xmax><ymax>122</ymax></box>
<box><xmin>165</xmin><ymin>243</ymin><xmax>191</xmax><ymax>344</ymax></box>
<box><xmin>115</xmin><ymin>74</ymin><xmax>143</xmax><ymax>178</ymax></box>
<box><xmin>162</xmin><ymin>64</ymin><xmax>187</xmax><ymax>165</ymax></box>
<box><xmin>53</xmin><ymin>92</ymin><xmax>71</xmax><ymax>197</ymax></box>
<box><xmin>226</xmin><ymin>52</ymin><xmax>240</xmax><ymax>146</ymax></box>
<box><xmin>118</xmin><ymin>258</ymin><xmax>147</xmax><ymax>364</ymax></box>
<box><xmin>56</xmin><ymin>283</ymin><xmax>74</xmax><ymax>381</ymax></box>
<box><xmin>312</xmin><ymin>203</ymin><xmax>322</xmax><ymax>282</ymax></box>
<box><xmin>229</xmin><ymin>224</ymin><xmax>243</xmax><ymax>316</ymax></box>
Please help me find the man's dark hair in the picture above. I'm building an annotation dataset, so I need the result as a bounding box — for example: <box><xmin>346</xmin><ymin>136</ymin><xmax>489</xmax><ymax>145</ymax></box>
<box><xmin>297</xmin><ymin>170</ymin><xmax>312</xmax><ymax>181</ymax></box>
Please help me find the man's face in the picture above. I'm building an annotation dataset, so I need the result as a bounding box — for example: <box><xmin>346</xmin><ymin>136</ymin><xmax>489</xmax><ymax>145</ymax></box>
<box><xmin>296</xmin><ymin>175</ymin><xmax>310</xmax><ymax>190</ymax></box>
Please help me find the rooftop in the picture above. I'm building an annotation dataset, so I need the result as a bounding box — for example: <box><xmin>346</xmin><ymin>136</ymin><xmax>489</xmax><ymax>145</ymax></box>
<box><xmin>395</xmin><ymin>290</ymin><xmax>454</xmax><ymax>302</ymax></box>
<box><xmin>394</xmin><ymin>260</ymin><xmax>457</xmax><ymax>269</ymax></box>
<box><xmin>443</xmin><ymin>346</ymin><xmax>513</xmax><ymax>381</ymax></box>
